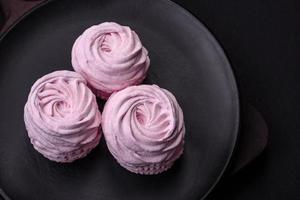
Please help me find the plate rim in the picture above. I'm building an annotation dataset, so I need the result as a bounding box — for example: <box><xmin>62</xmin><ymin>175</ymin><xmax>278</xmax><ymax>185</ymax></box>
<box><xmin>0</xmin><ymin>0</ymin><xmax>240</xmax><ymax>199</ymax></box>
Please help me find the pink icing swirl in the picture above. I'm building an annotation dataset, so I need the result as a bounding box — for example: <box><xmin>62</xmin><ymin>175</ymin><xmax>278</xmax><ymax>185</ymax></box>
<box><xmin>72</xmin><ymin>22</ymin><xmax>150</xmax><ymax>99</ymax></box>
<box><xmin>102</xmin><ymin>85</ymin><xmax>185</xmax><ymax>174</ymax></box>
<box><xmin>24</xmin><ymin>70</ymin><xmax>101</xmax><ymax>162</ymax></box>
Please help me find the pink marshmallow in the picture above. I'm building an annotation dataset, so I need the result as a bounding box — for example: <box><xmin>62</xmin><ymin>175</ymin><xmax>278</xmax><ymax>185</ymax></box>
<box><xmin>72</xmin><ymin>22</ymin><xmax>150</xmax><ymax>99</ymax></box>
<box><xmin>24</xmin><ymin>70</ymin><xmax>102</xmax><ymax>162</ymax></box>
<box><xmin>102</xmin><ymin>85</ymin><xmax>185</xmax><ymax>174</ymax></box>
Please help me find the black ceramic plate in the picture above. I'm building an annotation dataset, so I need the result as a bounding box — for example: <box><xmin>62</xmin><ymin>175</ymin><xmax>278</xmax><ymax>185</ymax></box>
<box><xmin>0</xmin><ymin>0</ymin><xmax>239</xmax><ymax>199</ymax></box>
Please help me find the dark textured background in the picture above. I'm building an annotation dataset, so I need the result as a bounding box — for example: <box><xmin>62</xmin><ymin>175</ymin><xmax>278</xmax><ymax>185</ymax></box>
<box><xmin>0</xmin><ymin>0</ymin><xmax>299</xmax><ymax>199</ymax></box>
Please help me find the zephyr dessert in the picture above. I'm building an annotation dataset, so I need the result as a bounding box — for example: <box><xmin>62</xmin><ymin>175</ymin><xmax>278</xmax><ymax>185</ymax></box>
<box><xmin>72</xmin><ymin>22</ymin><xmax>150</xmax><ymax>99</ymax></box>
<box><xmin>24</xmin><ymin>22</ymin><xmax>186</xmax><ymax>175</ymax></box>
<box><xmin>24</xmin><ymin>70</ymin><xmax>101</xmax><ymax>162</ymax></box>
<box><xmin>102</xmin><ymin>85</ymin><xmax>185</xmax><ymax>174</ymax></box>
